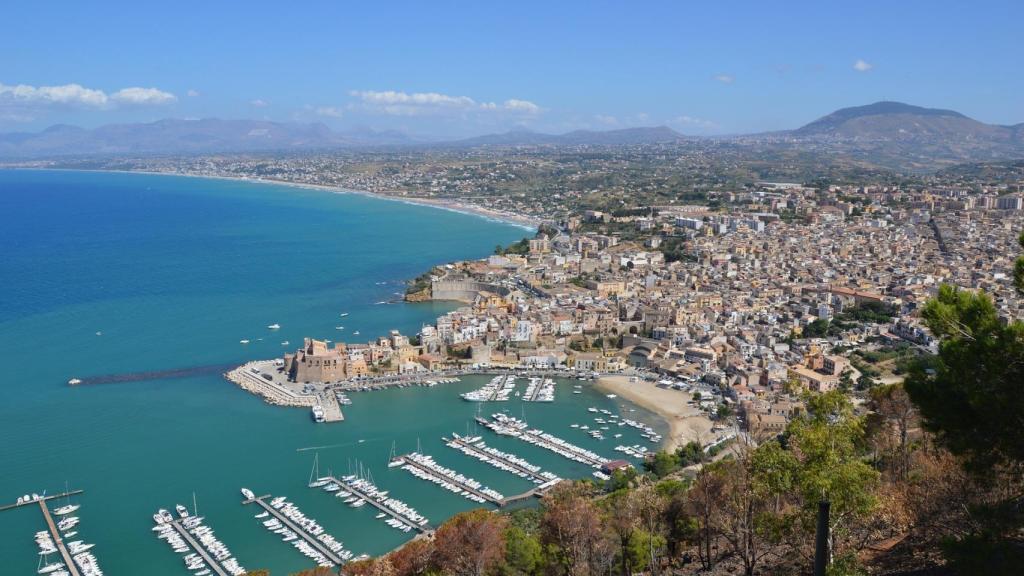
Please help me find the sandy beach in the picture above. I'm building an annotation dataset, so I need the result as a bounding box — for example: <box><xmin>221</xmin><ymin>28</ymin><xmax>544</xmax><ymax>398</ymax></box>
<box><xmin>595</xmin><ymin>375</ymin><xmax>713</xmax><ymax>452</ymax></box>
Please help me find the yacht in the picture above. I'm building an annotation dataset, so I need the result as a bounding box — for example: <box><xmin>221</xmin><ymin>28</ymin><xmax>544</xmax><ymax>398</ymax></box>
<box><xmin>267</xmin><ymin>323</ymin><xmax>281</xmax><ymax>330</ymax></box>
<box><xmin>53</xmin><ymin>504</ymin><xmax>79</xmax><ymax>516</ymax></box>
<box><xmin>340</xmin><ymin>312</ymin><xmax>349</xmax><ymax>317</ymax></box>
<box><xmin>175</xmin><ymin>504</ymin><xmax>189</xmax><ymax>518</ymax></box>
<box><xmin>241</xmin><ymin>488</ymin><xmax>255</xmax><ymax>500</ymax></box>
<box><xmin>67</xmin><ymin>378</ymin><xmax>82</xmax><ymax>386</ymax></box>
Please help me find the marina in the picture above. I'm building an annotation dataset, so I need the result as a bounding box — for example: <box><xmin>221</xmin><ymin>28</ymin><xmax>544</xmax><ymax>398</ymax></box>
<box><xmin>153</xmin><ymin>507</ymin><xmax>246</xmax><ymax>576</ymax></box>
<box><xmin>444</xmin><ymin>433</ymin><xmax>559</xmax><ymax>485</ymax></box>
<box><xmin>315</xmin><ymin>474</ymin><xmax>433</xmax><ymax>534</ymax></box>
<box><xmin>477</xmin><ymin>414</ymin><xmax>610</xmax><ymax>467</ymax></box>
<box><xmin>242</xmin><ymin>492</ymin><xmax>350</xmax><ymax>567</ymax></box>
<box><xmin>390</xmin><ymin>452</ymin><xmax>505</xmax><ymax>505</ymax></box>
<box><xmin>460</xmin><ymin>374</ymin><xmax>517</xmax><ymax>402</ymax></box>
<box><xmin>38</xmin><ymin>499</ymin><xmax>83</xmax><ymax>576</ymax></box>
<box><xmin>1</xmin><ymin>491</ymin><xmax>99</xmax><ymax>576</ymax></box>
<box><xmin>521</xmin><ymin>377</ymin><xmax>555</xmax><ymax>402</ymax></box>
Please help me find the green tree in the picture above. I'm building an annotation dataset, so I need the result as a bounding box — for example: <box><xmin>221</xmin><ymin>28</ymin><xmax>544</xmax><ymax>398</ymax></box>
<box><xmin>904</xmin><ymin>284</ymin><xmax>1024</xmax><ymax>471</ymax></box>
<box><xmin>675</xmin><ymin>441</ymin><xmax>703</xmax><ymax>467</ymax></box>
<box><xmin>503</xmin><ymin>525</ymin><xmax>542</xmax><ymax>576</ymax></box>
<box><xmin>644</xmin><ymin>450</ymin><xmax>680</xmax><ymax>478</ymax></box>
<box><xmin>786</xmin><ymin>391</ymin><xmax>879</xmax><ymax>566</ymax></box>
<box><xmin>802</xmin><ymin>319</ymin><xmax>831</xmax><ymax>338</ymax></box>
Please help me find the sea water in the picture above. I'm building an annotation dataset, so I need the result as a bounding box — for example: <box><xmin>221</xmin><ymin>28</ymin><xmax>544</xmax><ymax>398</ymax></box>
<box><xmin>0</xmin><ymin>170</ymin><xmax>664</xmax><ymax>575</ymax></box>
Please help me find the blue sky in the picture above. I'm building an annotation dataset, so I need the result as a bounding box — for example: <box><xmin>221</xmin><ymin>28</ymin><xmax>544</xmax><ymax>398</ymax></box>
<box><xmin>1</xmin><ymin>0</ymin><xmax>1021</xmax><ymax>137</ymax></box>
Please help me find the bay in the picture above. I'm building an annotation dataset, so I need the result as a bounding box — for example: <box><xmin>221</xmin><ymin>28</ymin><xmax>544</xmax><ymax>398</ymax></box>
<box><xmin>0</xmin><ymin>170</ymin><xmax>663</xmax><ymax>575</ymax></box>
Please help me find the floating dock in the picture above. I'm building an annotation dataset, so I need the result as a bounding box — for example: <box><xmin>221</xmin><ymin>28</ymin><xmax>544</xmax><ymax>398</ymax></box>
<box><xmin>38</xmin><ymin>500</ymin><xmax>82</xmax><ymax>576</ymax></box>
<box><xmin>244</xmin><ymin>495</ymin><xmax>347</xmax><ymax>566</ymax></box>
<box><xmin>322</xmin><ymin>476</ymin><xmax>432</xmax><ymax>534</ymax></box>
<box><xmin>167</xmin><ymin>519</ymin><xmax>231</xmax><ymax>576</ymax></box>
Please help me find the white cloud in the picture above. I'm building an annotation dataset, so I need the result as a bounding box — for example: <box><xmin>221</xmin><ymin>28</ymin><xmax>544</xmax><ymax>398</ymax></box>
<box><xmin>350</xmin><ymin>90</ymin><xmax>540</xmax><ymax>117</ymax></box>
<box><xmin>250</xmin><ymin>99</ymin><xmax>268</xmax><ymax>107</ymax></box>
<box><xmin>595</xmin><ymin>114</ymin><xmax>619</xmax><ymax>126</ymax></box>
<box><xmin>853</xmin><ymin>59</ymin><xmax>874</xmax><ymax>72</ymax></box>
<box><xmin>187</xmin><ymin>89</ymin><xmax>200</xmax><ymax>97</ymax></box>
<box><xmin>111</xmin><ymin>87</ymin><xmax>176</xmax><ymax>105</ymax></box>
<box><xmin>315</xmin><ymin>106</ymin><xmax>343</xmax><ymax>118</ymax></box>
<box><xmin>351</xmin><ymin>90</ymin><xmax>476</xmax><ymax>108</ymax></box>
<box><xmin>0</xmin><ymin>82</ymin><xmax>176</xmax><ymax>109</ymax></box>
<box><xmin>713</xmin><ymin>74</ymin><xmax>735</xmax><ymax>84</ymax></box>
<box><xmin>501</xmin><ymin>99</ymin><xmax>540</xmax><ymax>114</ymax></box>
<box><xmin>0</xmin><ymin>82</ymin><xmax>109</xmax><ymax>107</ymax></box>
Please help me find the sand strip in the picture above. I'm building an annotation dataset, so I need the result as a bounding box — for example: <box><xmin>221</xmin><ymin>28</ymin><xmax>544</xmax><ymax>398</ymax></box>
<box><xmin>595</xmin><ymin>375</ymin><xmax>713</xmax><ymax>452</ymax></box>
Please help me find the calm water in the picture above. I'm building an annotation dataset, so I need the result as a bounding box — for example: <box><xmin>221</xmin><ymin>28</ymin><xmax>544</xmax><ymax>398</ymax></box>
<box><xmin>0</xmin><ymin>170</ymin><xmax>663</xmax><ymax>575</ymax></box>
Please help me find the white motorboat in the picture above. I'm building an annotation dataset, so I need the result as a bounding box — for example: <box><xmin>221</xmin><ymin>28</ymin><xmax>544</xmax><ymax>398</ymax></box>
<box><xmin>267</xmin><ymin>323</ymin><xmax>281</xmax><ymax>330</ymax></box>
<box><xmin>53</xmin><ymin>504</ymin><xmax>79</xmax><ymax>516</ymax></box>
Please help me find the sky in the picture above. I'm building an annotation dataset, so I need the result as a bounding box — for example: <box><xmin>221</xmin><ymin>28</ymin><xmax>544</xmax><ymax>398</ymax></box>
<box><xmin>1</xmin><ymin>0</ymin><xmax>1022</xmax><ymax>138</ymax></box>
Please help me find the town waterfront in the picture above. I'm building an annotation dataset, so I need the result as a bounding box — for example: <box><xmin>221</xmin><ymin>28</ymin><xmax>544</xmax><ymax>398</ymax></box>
<box><xmin>0</xmin><ymin>170</ymin><xmax>664</xmax><ymax>575</ymax></box>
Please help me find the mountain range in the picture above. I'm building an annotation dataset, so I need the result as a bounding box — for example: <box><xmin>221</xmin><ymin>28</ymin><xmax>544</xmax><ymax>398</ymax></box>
<box><xmin>1</xmin><ymin>102</ymin><xmax>1022</xmax><ymax>171</ymax></box>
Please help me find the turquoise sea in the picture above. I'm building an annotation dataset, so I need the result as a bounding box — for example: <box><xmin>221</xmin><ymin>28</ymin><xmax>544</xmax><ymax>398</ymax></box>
<box><xmin>0</xmin><ymin>170</ymin><xmax>664</xmax><ymax>575</ymax></box>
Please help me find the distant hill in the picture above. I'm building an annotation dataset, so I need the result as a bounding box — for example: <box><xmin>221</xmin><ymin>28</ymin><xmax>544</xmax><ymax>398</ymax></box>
<box><xmin>795</xmin><ymin>101</ymin><xmax>1012</xmax><ymax>141</ymax></box>
<box><xmin>0</xmin><ymin>118</ymin><xmax>413</xmax><ymax>158</ymax></box>
<box><xmin>450</xmin><ymin>126</ymin><xmax>685</xmax><ymax>147</ymax></box>
<box><xmin>787</xmin><ymin>101</ymin><xmax>1024</xmax><ymax>170</ymax></box>
<box><xmin>2</xmin><ymin>103</ymin><xmax>1022</xmax><ymax>172</ymax></box>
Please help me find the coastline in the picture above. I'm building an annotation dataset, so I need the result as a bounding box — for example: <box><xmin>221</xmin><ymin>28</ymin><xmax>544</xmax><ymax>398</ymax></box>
<box><xmin>12</xmin><ymin>167</ymin><xmax>541</xmax><ymax>231</ymax></box>
<box><xmin>594</xmin><ymin>375</ymin><xmax>713</xmax><ymax>452</ymax></box>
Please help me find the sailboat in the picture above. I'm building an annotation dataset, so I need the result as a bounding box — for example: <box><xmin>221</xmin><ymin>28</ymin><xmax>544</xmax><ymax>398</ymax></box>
<box><xmin>308</xmin><ymin>453</ymin><xmax>331</xmax><ymax>487</ymax></box>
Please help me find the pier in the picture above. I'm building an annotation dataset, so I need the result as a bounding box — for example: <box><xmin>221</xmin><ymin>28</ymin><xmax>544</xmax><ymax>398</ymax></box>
<box><xmin>391</xmin><ymin>454</ymin><xmax>549</xmax><ymax>507</ymax></box>
<box><xmin>38</xmin><ymin>500</ymin><xmax>81</xmax><ymax>576</ymax></box>
<box><xmin>443</xmin><ymin>435</ymin><xmax>552</xmax><ymax>483</ymax></box>
<box><xmin>167</xmin><ymin>519</ymin><xmax>231</xmax><ymax>576</ymax></box>
<box><xmin>244</xmin><ymin>495</ymin><xmax>347</xmax><ymax>566</ymax></box>
<box><xmin>476</xmin><ymin>417</ymin><xmax>608</xmax><ymax>467</ymax></box>
<box><xmin>0</xmin><ymin>490</ymin><xmax>84</xmax><ymax>513</ymax></box>
<box><xmin>322</xmin><ymin>476</ymin><xmax>432</xmax><ymax>534</ymax></box>
<box><xmin>391</xmin><ymin>454</ymin><xmax>503</xmax><ymax>504</ymax></box>
<box><xmin>0</xmin><ymin>491</ymin><xmax>88</xmax><ymax>576</ymax></box>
